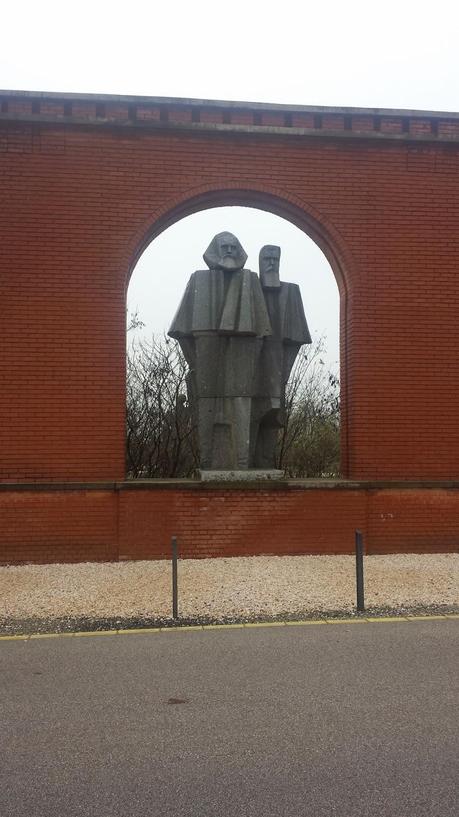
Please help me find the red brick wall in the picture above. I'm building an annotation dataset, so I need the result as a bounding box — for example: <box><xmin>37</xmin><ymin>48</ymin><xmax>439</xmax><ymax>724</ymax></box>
<box><xmin>0</xmin><ymin>489</ymin><xmax>118</xmax><ymax>563</ymax></box>
<box><xmin>2</xmin><ymin>98</ymin><xmax>459</xmax><ymax>562</ymax></box>
<box><xmin>367</xmin><ymin>488</ymin><xmax>459</xmax><ymax>553</ymax></box>
<box><xmin>2</xmin><ymin>114</ymin><xmax>459</xmax><ymax>484</ymax></box>
<box><xmin>118</xmin><ymin>485</ymin><xmax>366</xmax><ymax>559</ymax></box>
<box><xmin>1</xmin><ymin>483</ymin><xmax>457</xmax><ymax>564</ymax></box>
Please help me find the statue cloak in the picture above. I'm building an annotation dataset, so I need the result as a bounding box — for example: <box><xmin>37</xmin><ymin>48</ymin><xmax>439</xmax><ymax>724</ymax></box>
<box><xmin>258</xmin><ymin>281</ymin><xmax>311</xmax><ymax>398</ymax></box>
<box><xmin>169</xmin><ymin>268</ymin><xmax>271</xmax><ymax>339</ymax></box>
<box><xmin>168</xmin><ymin>267</ymin><xmax>272</xmax><ymax>469</ymax></box>
<box><xmin>251</xmin><ymin>281</ymin><xmax>311</xmax><ymax>468</ymax></box>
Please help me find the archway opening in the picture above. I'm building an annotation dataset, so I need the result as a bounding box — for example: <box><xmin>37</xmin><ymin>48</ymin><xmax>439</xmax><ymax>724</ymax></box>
<box><xmin>127</xmin><ymin>206</ymin><xmax>340</xmax><ymax>479</ymax></box>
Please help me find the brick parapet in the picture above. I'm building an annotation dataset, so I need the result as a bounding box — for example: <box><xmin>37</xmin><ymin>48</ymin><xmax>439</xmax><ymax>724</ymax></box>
<box><xmin>2</xmin><ymin>90</ymin><xmax>459</xmax><ymax>143</ymax></box>
<box><xmin>0</xmin><ymin>483</ymin><xmax>458</xmax><ymax>564</ymax></box>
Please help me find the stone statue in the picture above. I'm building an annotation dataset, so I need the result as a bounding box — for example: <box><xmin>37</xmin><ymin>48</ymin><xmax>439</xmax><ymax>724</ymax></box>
<box><xmin>168</xmin><ymin>232</ymin><xmax>271</xmax><ymax>471</ymax></box>
<box><xmin>250</xmin><ymin>245</ymin><xmax>311</xmax><ymax>468</ymax></box>
<box><xmin>168</xmin><ymin>235</ymin><xmax>310</xmax><ymax>476</ymax></box>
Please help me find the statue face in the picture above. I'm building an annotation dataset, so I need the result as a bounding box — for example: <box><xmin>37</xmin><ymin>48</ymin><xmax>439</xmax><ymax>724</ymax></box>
<box><xmin>218</xmin><ymin>235</ymin><xmax>239</xmax><ymax>264</ymax></box>
<box><xmin>259</xmin><ymin>245</ymin><xmax>281</xmax><ymax>288</ymax></box>
<box><xmin>203</xmin><ymin>232</ymin><xmax>248</xmax><ymax>271</ymax></box>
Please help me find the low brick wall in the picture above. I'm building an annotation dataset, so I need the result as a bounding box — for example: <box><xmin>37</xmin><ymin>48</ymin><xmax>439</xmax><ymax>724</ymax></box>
<box><xmin>1</xmin><ymin>480</ymin><xmax>459</xmax><ymax>564</ymax></box>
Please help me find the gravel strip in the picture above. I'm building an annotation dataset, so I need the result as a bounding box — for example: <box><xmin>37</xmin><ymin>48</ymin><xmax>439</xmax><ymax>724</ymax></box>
<box><xmin>0</xmin><ymin>555</ymin><xmax>457</xmax><ymax>629</ymax></box>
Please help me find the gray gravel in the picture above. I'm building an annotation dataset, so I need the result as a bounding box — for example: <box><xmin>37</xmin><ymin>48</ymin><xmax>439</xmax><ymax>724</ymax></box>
<box><xmin>0</xmin><ymin>554</ymin><xmax>457</xmax><ymax>624</ymax></box>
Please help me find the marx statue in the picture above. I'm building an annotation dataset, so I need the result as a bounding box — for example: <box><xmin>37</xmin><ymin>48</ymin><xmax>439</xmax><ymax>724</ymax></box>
<box><xmin>168</xmin><ymin>234</ymin><xmax>310</xmax><ymax>475</ymax></box>
<box><xmin>168</xmin><ymin>232</ymin><xmax>271</xmax><ymax>471</ymax></box>
<box><xmin>251</xmin><ymin>245</ymin><xmax>311</xmax><ymax>468</ymax></box>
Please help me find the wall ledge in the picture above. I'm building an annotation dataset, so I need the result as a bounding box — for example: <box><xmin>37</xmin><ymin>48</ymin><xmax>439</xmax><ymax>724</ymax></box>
<box><xmin>1</xmin><ymin>89</ymin><xmax>459</xmax><ymax>144</ymax></box>
<box><xmin>2</xmin><ymin>478</ymin><xmax>459</xmax><ymax>492</ymax></box>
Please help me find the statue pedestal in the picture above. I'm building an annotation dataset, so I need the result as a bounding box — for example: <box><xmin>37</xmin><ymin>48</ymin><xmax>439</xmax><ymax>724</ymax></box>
<box><xmin>199</xmin><ymin>469</ymin><xmax>285</xmax><ymax>482</ymax></box>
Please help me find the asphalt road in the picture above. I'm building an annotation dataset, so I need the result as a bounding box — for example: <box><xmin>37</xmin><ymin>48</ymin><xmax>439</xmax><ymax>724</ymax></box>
<box><xmin>1</xmin><ymin>620</ymin><xmax>458</xmax><ymax>817</ymax></box>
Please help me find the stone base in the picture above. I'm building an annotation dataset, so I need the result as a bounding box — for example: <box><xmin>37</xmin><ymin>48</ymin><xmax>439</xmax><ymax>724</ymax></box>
<box><xmin>199</xmin><ymin>469</ymin><xmax>285</xmax><ymax>482</ymax></box>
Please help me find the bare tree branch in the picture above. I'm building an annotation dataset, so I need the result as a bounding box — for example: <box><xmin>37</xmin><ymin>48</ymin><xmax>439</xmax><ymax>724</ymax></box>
<box><xmin>126</xmin><ymin>334</ymin><xmax>198</xmax><ymax>478</ymax></box>
<box><xmin>126</xmin><ymin>331</ymin><xmax>340</xmax><ymax>479</ymax></box>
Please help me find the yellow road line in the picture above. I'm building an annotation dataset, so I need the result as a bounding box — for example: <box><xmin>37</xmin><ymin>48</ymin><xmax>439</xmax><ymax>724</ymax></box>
<box><xmin>405</xmin><ymin>614</ymin><xmax>448</xmax><ymax>621</ymax></box>
<box><xmin>365</xmin><ymin>616</ymin><xmax>412</xmax><ymax>622</ymax></box>
<box><xmin>244</xmin><ymin>621</ymin><xmax>286</xmax><ymax>628</ymax></box>
<box><xmin>203</xmin><ymin>623</ymin><xmax>245</xmax><ymax>629</ymax></box>
<box><xmin>0</xmin><ymin>613</ymin><xmax>456</xmax><ymax>641</ymax></box>
<box><xmin>161</xmin><ymin>625</ymin><xmax>204</xmax><ymax>632</ymax></box>
<box><xmin>118</xmin><ymin>627</ymin><xmax>161</xmax><ymax>634</ymax></box>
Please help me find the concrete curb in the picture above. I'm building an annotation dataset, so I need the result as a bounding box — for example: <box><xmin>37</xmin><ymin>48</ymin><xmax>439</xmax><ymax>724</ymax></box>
<box><xmin>1</xmin><ymin>613</ymin><xmax>457</xmax><ymax>641</ymax></box>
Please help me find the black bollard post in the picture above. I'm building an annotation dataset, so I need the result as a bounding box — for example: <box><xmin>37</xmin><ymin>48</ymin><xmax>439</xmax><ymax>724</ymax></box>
<box><xmin>355</xmin><ymin>530</ymin><xmax>365</xmax><ymax>612</ymax></box>
<box><xmin>171</xmin><ymin>535</ymin><xmax>178</xmax><ymax>619</ymax></box>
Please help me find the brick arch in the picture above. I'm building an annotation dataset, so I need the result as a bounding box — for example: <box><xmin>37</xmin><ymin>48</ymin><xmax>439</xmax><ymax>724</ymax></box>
<box><xmin>124</xmin><ymin>184</ymin><xmax>358</xmax><ymax>300</ymax></box>
<box><xmin>2</xmin><ymin>91</ymin><xmax>459</xmax><ymax>490</ymax></box>
<box><xmin>125</xmin><ymin>185</ymin><xmax>352</xmax><ymax>476</ymax></box>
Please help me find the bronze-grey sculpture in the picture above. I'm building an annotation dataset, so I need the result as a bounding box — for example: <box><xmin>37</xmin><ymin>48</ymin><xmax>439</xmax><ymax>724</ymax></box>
<box><xmin>168</xmin><ymin>234</ymin><xmax>310</xmax><ymax>475</ymax></box>
<box><xmin>169</xmin><ymin>232</ymin><xmax>271</xmax><ymax>471</ymax></box>
<box><xmin>251</xmin><ymin>245</ymin><xmax>311</xmax><ymax>468</ymax></box>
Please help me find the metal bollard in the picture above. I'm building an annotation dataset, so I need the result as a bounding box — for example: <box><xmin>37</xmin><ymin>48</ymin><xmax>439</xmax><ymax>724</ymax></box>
<box><xmin>355</xmin><ymin>530</ymin><xmax>365</xmax><ymax>612</ymax></box>
<box><xmin>171</xmin><ymin>535</ymin><xmax>179</xmax><ymax>619</ymax></box>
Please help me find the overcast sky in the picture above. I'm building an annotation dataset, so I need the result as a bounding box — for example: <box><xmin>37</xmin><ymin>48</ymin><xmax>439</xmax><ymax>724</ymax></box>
<box><xmin>2</xmin><ymin>0</ymin><xmax>458</xmax><ymax>367</ymax></box>
<box><xmin>2</xmin><ymin>0</ymin><xmax>458</xmax><ymax>110</ymax></box>
<box><xmin>128</xmin><ymin>207</ymin><xmax>340</xmax><ymax>369</ymax></box>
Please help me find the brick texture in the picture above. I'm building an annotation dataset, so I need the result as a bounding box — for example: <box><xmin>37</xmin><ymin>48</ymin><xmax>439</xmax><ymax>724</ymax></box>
<box><xmin>1</xmin><ymin>484</ymin><xmax>457</xmax><ymax>564</ymax></box>
<box><xmin>1</xmin><ymin>97</ymin><xmax>459</xmax><ymax>561</ymax></box>
<box><xmin>0</xmin><ymin>490</ymin><xmax>118</xmax><ymax>563</ymax></box>
<box><xmin>118</xmin><ymin>485</ymin><xmax>366</xmax><ymax>559</ymax></box>
<box><xmin>2</xmin><ymin>116</ymin><xmax>459</xmax><ymax>483</ymax></box>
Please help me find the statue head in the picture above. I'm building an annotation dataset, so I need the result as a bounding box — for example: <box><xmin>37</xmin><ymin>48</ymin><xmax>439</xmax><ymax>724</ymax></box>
<box><xmin>203</xmin><ymin>232</ymin><xmax>248</xmax><ymax>271</ymax></box>
<box><xmin>259</xmin><ymin>245</ymin><xmax>281</xmax><ymax>288</ymax></box>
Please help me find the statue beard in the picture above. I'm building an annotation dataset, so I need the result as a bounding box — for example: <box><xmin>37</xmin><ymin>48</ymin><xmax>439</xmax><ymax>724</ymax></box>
<box><xmin>217</xmin><ymin>256</ymin><xmax>243</xmax><ymax>271</ymax></box>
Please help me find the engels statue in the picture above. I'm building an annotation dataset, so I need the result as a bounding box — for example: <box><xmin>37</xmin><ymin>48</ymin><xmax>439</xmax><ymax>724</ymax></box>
<box><xmin>252</xmin><ymin>244</ymin><xmax>311</xmax><ymax>468</ymax></box>
<box><xmin>168</xmin><ymin>232</ymin><xmax>311</xmax><ymax>474</ymax></box>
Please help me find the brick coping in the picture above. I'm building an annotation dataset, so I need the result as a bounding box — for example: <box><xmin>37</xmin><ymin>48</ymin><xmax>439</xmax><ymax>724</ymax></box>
<box><xmin>1</xmin><ymin>89</ymin><xmax>459</xmax><ymax>144</ymax></box>
<box><xmin>2</xmin><ymin>479</ymin><xmax>459</xmax><ymax>492</ymax></box>
<box><xmin>1</xmin><ymin>89</ymin><xmax>458</xmax><ymax>119</ymax></box>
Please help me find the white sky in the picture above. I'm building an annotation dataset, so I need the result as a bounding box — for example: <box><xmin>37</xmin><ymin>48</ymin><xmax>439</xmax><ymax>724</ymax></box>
<box><xmin>3</xmin><ymin>0</ymin><xmax>458</xmax><ymax>367</ymax></box>
<box><xmin>128</xmin><ymin>207</ymin><xmax>340</xmax><ymax>369</ymax></box>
